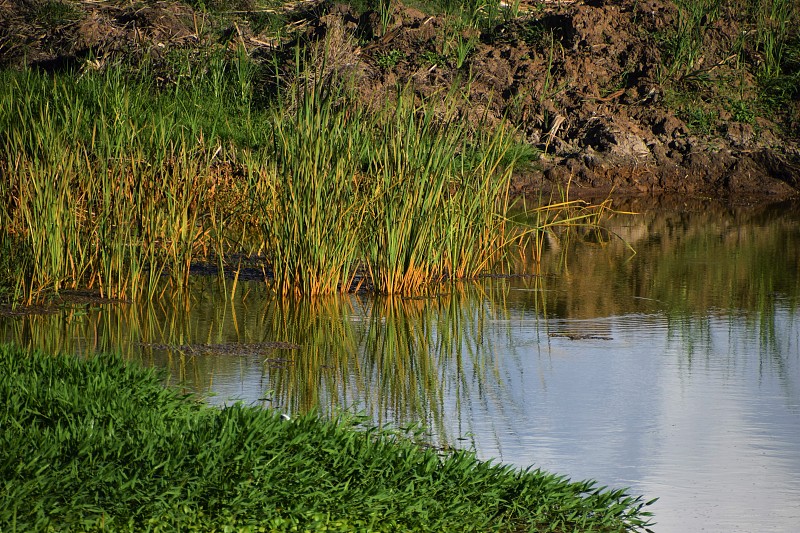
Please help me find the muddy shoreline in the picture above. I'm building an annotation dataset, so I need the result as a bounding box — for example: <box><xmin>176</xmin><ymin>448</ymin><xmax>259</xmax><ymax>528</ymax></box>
<box><xmin>1</xmin><ymin>0</ymin><xmax>799</xmax><ymax>201</ymax></box>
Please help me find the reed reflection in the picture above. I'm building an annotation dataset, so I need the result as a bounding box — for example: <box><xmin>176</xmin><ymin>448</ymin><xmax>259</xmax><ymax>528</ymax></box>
<box><xmin>1</xmin><ymin>200</ymin><xmax>798</xmax><ymax>434</ymax></box>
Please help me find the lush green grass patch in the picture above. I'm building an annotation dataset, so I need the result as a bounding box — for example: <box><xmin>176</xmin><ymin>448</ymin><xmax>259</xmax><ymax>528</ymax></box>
<box><xmin>0</xmin><ymin>345</ymin><xmax>655</xmax><ymax>531</ymax></box>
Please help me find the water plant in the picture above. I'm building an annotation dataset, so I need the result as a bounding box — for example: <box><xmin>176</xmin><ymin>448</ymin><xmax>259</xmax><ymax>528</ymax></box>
<box><xmin>0</xmin><ymin>62</ymin><xmax>260</xmax><ymax>304</ymax></box>
<box><xmin>0</xmin><ymin>20</ymin><xmax>622</xmax><ymax>304</ymax></box>
<box><xmin>257</xmin><ymin>82</ymin><xmax>369</xmax><ymax>296</ymax></box>
<box><xmin>360</xmin><ymin>93</ymin><xmax>513</xmax><ymax>294</ymax></box>
<box><xmin>1</xmin><ymin>58</ymin><xmax>531</xmax><ymax>302</ymax></box>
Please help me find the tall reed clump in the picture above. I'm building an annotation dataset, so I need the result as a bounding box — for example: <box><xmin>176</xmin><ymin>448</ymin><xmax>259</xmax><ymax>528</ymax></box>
<box><xmin>1</xmin><ymin>57</ymin><xmax>528</xmax><ymax>302</ymax></box>
<box><xmin>359</xmin><ymin>94</ymin><xmax>516</xmax><ymax>294</ymax></box>
<box><xmin>0</xmin><ymin>61</ymin><xmax>261</xmax><ymax>305</ymax></box>
<box><xmin>250</xmin><ymin>68</ymin><xmax>522</xmax><ymax>296</ymax></box>
<box><xmin>255</xmin><ymin>83</ymin><xmax>370</xmax><ymax>297</ymax></box>
<box><xmin>0</xmin><ymin>47</ymin><xmax>610</xmax><ymax>303</ymax></box>
<box><xmin>0</xmin><ymin>345</ymin><xmax>657</xmax><ymax>532</ymax></box>
<box><xmin>361</xmin><ymin>98</ymin><xmax>450</xmax><ymax>295</ymax></box>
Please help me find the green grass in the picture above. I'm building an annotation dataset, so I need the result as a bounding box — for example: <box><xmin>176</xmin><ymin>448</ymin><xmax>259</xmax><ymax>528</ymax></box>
<box><xmin>0</xmin><ymin>58</ymin><xmax>521</xmax><ymax>300</ymax></box>
<box><xmin>33</xmin><ymin>0</ymin><xmax>82</xmax><ymax>27</ymax></box>
<box><xmin>0</xmin><ymin>345</ymin><xmax>656</xmax><ymax>532</ymax></box>
<box><xmin>662</xmin><ymin>0</ymin><xmax>723</xmax><ymax>79</ymax></box>
<box><xmin>376</xmin><ymin>49</ymin><xmax>406</xmax><ymax>69</ymax></box>
<box><xmin>658</xmin><ymin>0</ymin><xmax>799</xmax><ymax>132</ymax></box>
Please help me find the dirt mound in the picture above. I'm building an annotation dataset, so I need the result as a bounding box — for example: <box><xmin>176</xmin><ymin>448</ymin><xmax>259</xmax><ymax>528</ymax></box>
<box><xmin>0</xmin><ymin>0</ymin><xmax>201</xmax><ymax>70</ymax></box>
<box><xmin>342</xmin><ymin>0</ymin><xmax>799</xmax><ymax>200</ymax></box>
<box><xmin>1</xmin><ymin>0</ymin><xmax>798</xmax><ymax>201</ymax></box>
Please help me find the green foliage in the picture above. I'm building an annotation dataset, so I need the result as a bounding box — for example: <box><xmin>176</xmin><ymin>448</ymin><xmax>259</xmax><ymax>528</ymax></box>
<box><xmin>376</xmin><ymin>49</ymin><xmax>406</xmax><ymax>69</ymax></box>
<box><xmin>663</xmin><ymin>0</ymin><xmax>723</xmax><ymax>78</ymax></box>
<box><xmin>357</xmin><ymin>94</ymin><xmax>516</xmax><ymax>293</ymax></box>
<box><xmin>751</xmin><ymin>0</ymin><xmax>796</xmax><ymax>79</ymax></box>
<box><xmin>183</xmin><ymin>0</ymin><xmax>262</xmax><ymax>14</ymax></box>
<box><xmin>727</xmin><ymin>97</ymin><xmax>757</xmax><ymax>124</ymax></box>
<box><xmin>682</xmin><ymin>106</ymin><xmax>719</xmax><ymax>134</ymax></box>
<box><xmin>0</xmin><ymin>346</ymin><xmax>656</xmax><ymax>532</ymax></box>
<box><xmin>258</xmin><ymin>83</ymin><xmax>368</xmax><ymax>296</ymax></box>
<box><xmin>658</xmin><ymin>0</ymin><xmax>799</xmax><ymax>129</ymax></box>
<box><xmin>514</xmin><ymin>18</ymin><xmax>556</xmax><ymax>48</ymax></box>
<box><xmin>450</xmin><ymin>33</ymin><xmax>478</xmax><ymax>68</ymax></box>
<box><xmin>1</xmin><ymin>56</ymin><xmax>555</xmax><ymax>301</ymax></box>
<box><xmin>757</xmin><ymin>33</ymin><xmax>800</xmax><ymax>114</ymax></box>
<box><xmin>420</xmin><ymin>49</ymin><xmax>448</xmax><ymax>66</ymax></box>
<box><xmin>255</xmin><ymin>76</ymin><xmax>521</xmax><ymax>296</ymax></box>
<box><xmin>0</xmin><ymin>61</ymin><xmax>262</xmax><ymax>303</ymax></box>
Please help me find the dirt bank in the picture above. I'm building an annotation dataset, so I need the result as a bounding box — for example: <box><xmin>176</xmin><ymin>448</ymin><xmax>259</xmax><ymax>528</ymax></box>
<box><xmin>2</xmin><ymin>0</ymin><xmax>798</xmax><ymax>201</ymax></box>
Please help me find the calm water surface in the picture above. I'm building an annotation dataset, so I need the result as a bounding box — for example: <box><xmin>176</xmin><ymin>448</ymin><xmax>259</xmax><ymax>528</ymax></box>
<box><xmin>3</xmin><ymin>200</ymin><xmax>799</xmax><ymax>532</ymax></box>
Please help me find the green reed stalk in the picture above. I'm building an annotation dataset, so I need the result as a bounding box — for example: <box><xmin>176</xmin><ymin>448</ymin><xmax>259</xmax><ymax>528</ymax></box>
<box><xmin>361</xmin><ymin>92</ymin><xmax>519</xmax><ymax>294</ymax></box>
<box><xmin>440</xmin><ymin>125</ymin><xmax>515</xmax><ymax>279</ymax></box>
<box><xmin>260</xmin><ymin>81</ymin><xmax>368</xmax><ymax>296</ymax></box>
<box><xmin>362</xmin><ymin>97</ymin><xmax>454</xmax><ymax>294</ymax></box>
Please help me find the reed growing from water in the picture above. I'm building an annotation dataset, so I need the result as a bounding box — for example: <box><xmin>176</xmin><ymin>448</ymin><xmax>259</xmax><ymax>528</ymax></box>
<box><xmin>359</xmin><ymin>93</ymin><xmax>516</xmax><ymax>294</ymax></box>
<box><xmin>0</xmin><ymin>345</ymin><xmax>656</xmax><ymax>532</ymax></box>
<box><xmin>0</xmin><ymin>66</ymin><xmax>246</xmax><ymax>304</ymax></box>
<box><xmin>256</xmin><ymin>84</ymin><xmax>369</xmax><ymax>297</ymax></box>
<box><xmin>0</xmin><ymin>52</ymin><xmax>610</xmax><ymax>303</ymax></box>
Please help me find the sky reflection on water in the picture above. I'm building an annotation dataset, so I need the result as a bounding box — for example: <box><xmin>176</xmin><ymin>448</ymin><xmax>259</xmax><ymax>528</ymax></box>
<box><xmin>447</xmin><ymin>307</ymin><xmax>800</xmax><ymax>532</ymax></box>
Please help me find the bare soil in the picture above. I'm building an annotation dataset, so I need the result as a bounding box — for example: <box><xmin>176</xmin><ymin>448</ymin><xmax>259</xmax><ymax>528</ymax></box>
<box><xmin>2</xmin><ymin>0</ymin><xmax>799</xmax><ymax>202</ymax></box>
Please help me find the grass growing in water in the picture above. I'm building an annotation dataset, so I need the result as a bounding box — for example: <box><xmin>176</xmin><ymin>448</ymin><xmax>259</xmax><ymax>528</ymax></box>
<box><xmin>0</xmin><ymin>345</ymin><xmax>656</xmax><ymax>531</ymax></box>
<box><xmin>1</xmin><ymin>54</ymin><xmax>598</xmax><ymax>303</ymax></box>
<box><xmin>0</xmin><ymin>63</ymin><xmax>258</xmax><ymax>303</ymax></box>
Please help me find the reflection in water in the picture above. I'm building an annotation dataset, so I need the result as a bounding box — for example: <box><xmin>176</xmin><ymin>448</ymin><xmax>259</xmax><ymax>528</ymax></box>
<box><xmin>2</xmin><ymin>200</ymin><xmax>799</xmax><ymax>532</ymax></box>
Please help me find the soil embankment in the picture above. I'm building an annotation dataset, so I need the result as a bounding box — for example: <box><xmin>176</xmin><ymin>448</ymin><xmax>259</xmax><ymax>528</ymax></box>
<box><xmin>2</xmin><ymin>0</ymin><xmax>798</xmax><ymax>201</ymax></box>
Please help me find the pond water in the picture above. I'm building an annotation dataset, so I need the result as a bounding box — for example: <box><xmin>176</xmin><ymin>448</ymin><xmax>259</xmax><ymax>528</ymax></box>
<box><xmin>3</xmin><ymin>199</ymin><xmax>799</xmax><ymax>532</ymax></box>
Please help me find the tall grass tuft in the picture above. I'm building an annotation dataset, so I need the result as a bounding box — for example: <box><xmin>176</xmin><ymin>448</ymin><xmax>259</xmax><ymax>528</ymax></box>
<box><xmin>362</xmin><ymin>96</ymin><xmax>461</xmax><ymax>294</ymax></box>
<box><xmin>751</xmin><ymin>0</ymin><xmax>797</xmax><ymax>79</ymax></box>
<box><xmin>252</xmin><ymin>76</ymin><xmax>526</xmax><ymax>296</ymax></box>
<box><xmin>361</xmin><ymin>93</ymin><xmax>518</xmax><ymax>294</ymax></box>
<box><xmin>664</xmin><ymin>0</ymin><xmax>723</xmax><ymax>78</ymax></box>
<box><xmin>0</xmin><ymin>64</ymin><xmax>258</xmax><ymax>303</ymax></box>
<box><xmin>257</xmin><ymin>84</ymin><xmax>368</xmax><ymax>296</ymax></box>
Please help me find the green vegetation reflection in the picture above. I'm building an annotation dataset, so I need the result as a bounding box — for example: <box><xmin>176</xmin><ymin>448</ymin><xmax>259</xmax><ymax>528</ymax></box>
<box><xmin>2</xmin><ymin>203</ymin><xmax>798</xmax><ymax>423</ymax></box>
